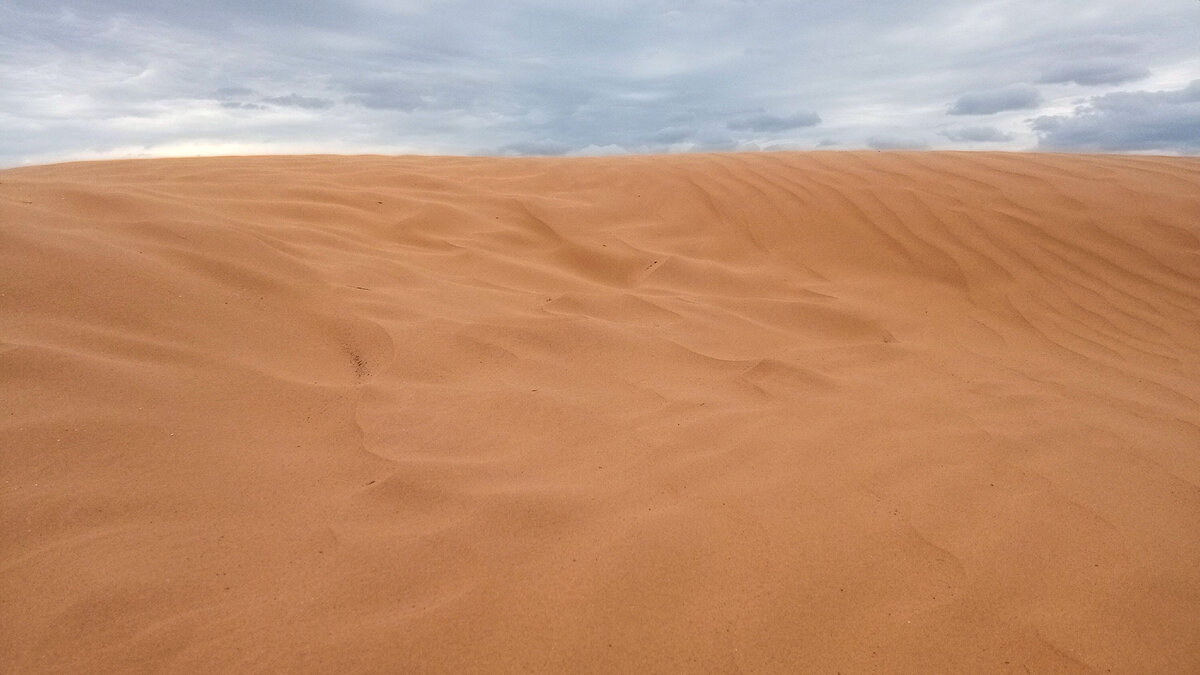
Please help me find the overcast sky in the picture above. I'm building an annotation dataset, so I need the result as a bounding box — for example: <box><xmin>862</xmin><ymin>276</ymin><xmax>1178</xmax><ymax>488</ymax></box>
<box><xmin>1</xmin><ymin>0</ymin><xmax>1198</xmax><ymax>166</ymax></box>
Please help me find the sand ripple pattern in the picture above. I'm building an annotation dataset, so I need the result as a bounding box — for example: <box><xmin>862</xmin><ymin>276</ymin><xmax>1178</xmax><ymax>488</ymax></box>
<box><xmin>2</xmin><ymin>152</ymin><xmax>1199</xmax><ymax>672</ymax></box>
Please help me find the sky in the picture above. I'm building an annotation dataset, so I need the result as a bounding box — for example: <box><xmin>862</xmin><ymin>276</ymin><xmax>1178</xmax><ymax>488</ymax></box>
<box><xmin>1</xmin><ymin>0</ymin><xmax>1198</xmax><ymax>166</ymax></box>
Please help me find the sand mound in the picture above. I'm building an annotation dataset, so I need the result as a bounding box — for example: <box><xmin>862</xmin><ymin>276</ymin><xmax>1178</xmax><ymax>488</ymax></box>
<box><xmin>2</xmin><ymin>151</ymin><xmax>1198</xmax><ymax>672</ymax></box>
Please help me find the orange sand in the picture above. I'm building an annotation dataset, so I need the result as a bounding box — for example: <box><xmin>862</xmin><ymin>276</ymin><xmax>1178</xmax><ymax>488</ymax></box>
<box><xmin>2</xmin><ymin>152</ymin><xmax>1199</xmax><ymax>672</ymax></box>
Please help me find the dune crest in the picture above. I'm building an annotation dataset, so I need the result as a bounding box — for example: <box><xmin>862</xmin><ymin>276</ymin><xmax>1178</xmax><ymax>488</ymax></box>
<box><xmin>2</xmin><ymin>152</ymin><xmax>1199</xmax><ymax>672</ymax></box>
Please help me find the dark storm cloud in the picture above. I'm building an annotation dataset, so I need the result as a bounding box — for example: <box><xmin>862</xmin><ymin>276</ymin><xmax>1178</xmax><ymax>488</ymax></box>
<box><xmin>949</xmin><ymin>86</ymin><xmax>1042</xmax><ymax>115</ymax></box>
<box><xmin>727</xmin><ymin>111</ymin><xmax>822</xmax><ymax>132</ymax></box>
<box><xmin>1039</xmin><ymin>58</ymin><xmax>1150</xmax><ymax>86</ymax></box>
<box><xmin>941</xmin><ymin>126</ymin><xmax>1014</xmax><ymax>143</ymax></box>
<box><xmin>1032</xmin><ymin>80</ymin><xmax>1200</xmax><ymax>153</ymax></box>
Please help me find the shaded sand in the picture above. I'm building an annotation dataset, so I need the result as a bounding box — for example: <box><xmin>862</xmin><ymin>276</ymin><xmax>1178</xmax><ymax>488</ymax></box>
<box><xmin>2</xmin><ymin>151</ymin><xmax>1199</xmax><ymax>672</ymax></box>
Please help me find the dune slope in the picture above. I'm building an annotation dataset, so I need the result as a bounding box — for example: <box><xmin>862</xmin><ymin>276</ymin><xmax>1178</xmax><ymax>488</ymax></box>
<box><xmin>2</xmin><ymin>151</ymin><xmax>1199</xmax><ymax>673</ymax></box>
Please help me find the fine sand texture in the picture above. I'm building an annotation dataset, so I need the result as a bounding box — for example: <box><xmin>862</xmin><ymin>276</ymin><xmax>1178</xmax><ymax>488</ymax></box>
<box><xmin>2</xmin><ymin>151</ymin><xmax>1199</xmax><ymax>673</ymax></box>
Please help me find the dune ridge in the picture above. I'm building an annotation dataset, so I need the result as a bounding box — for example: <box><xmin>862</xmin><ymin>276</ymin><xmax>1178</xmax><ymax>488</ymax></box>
<box><xmin>2</xmin><ymin>151</ymin><xmax>1199</xmax><ymax>672</ymax></box>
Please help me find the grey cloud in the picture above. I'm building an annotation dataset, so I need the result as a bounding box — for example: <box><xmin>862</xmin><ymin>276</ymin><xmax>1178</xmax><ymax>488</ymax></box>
<box><xmin>3</xmin><ymin>0</ymin><xmax>1200</xmax><ymax>165</ymax></box>
<box><xmin>220</xmin><ymin>101</ymin><xmax>267</xmax><ymax>110</ymax></box>
<box><xmin>212</xmin><ymin>88</ymin><xmax>331</xmax><ymax>111</ymax></box>
<box><xmin>343</xmin><ymin>93</ymin><xmax>423</xmax><ymax>111</ymax></box>
<box><xmin>1033</xmin><ymin>80</ymin><xmax>1200</xmax><ymax>153</ymax></box>
<box><xmin>342</xmin><ymin>83</ymin><xmax>426</xmax><ymax>112</ymax></box>
<box><xmin>867</xmin><ymin>135</ymin><xmax>931</xmax><ymax>150</ymax></box>
<box><xmin>687</xmin><ymin>135</ymin><xmax>740</xmax><ymax>152</ymax></box>
<box><xmin>651</xmin><ymin>126</ymin><xmax>696</xmax><ymax>144</ymax></box>
<box><xmin>949</xmin><ymin>85</ymin><xmax>1041</xmax><ymax>115</ymax></box>
<box><xmin>1046</xmin><ymin>35</ymin><xmax>1142</xmax><ymax>59</ymax></box>
<box><xmin>1039</xmin><ymin>58</ymin><xmax>1149</xmax><ymax>86</ymax></box>
<box><xmin>727</xmin><ymin>111</ymin><xmax>821</xmax><ymax>132</ymax></box>
<box><xmin>4</xmin><ymin>0</ymin><xmax>365</xmax><ymax>31</ymax></box>
<box><xmin>264</xmin><ymin>94</ymin><xmax>334</xmax><ymax>109</ymax></box>
<box><xmin>213</xmin><ymin>86</ymin><xmax>256</xmax><ymax>99</ymax></box>
<box><xmin>498</xmin><ymin>140</ymin><xmax>571</xmax><ymax>156</ymax></box>
<box><xmin>941</xmin><ymin>126</ymin><xmax>1014</xmax><ymax>142</ymax></box>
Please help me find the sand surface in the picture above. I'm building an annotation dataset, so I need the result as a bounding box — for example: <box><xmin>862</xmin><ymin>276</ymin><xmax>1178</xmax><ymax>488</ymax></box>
<box><xmin>2</xmin><ymin>151</ymin><xmax>1199</xmax><ymax>673</ymax></box>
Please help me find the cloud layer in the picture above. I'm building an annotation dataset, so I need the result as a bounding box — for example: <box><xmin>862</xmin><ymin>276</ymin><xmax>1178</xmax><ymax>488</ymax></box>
<box><xmin>949</xmin><ymin>86</ymin><xmax>1042</xmax><ymax>116</ymax></box>
<box><xmin>728</xmin><ymin>112</ymin><xmax>822</xmax><ymax>132</ymax></box>
<box><xmin>1034</xmin><ymin>80</ymin><xmax>1200</xmax><ymax>152</ymax></box>
<box><xmin>1</xmin><ymin>0</ymin><xmax>1198</xmax><ymax>165</ymax></box>
<box><xmin>942</xmin><ymin>126</ymin><xmax>1015</xmax><ymax>143</ymax></box>
<box><xmin>1039</xmin><ymin>58</ymin><xmax>1151</xmax><ymax>86</ymax></box>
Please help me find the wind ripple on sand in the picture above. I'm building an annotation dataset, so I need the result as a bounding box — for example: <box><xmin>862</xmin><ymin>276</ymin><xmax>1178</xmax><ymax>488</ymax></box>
<box><xmin>2</xmin><ymin>151</ymin><xmax>1199</xmax><ymax>672</ymax></box>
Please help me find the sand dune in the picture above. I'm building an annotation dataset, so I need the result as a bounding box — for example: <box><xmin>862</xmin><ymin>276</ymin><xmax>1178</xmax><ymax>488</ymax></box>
<box><xmin>2</xmin><ymin>151</ymin><xmax>1199</xmax><ymax>672</ymax></box>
